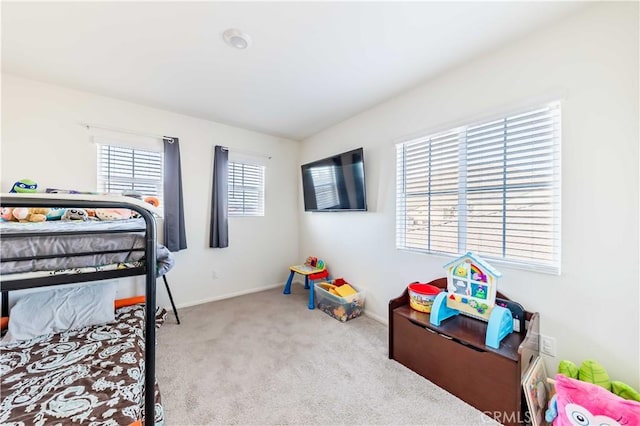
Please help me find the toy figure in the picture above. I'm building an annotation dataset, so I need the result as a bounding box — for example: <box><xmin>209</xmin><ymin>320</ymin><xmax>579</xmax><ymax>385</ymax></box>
<box><xmin>10</xmin><ymin>178</ymin><xmax>38</xmax><ymax>193</ymax></box>
<box><xmin>454</xmin><ymin>263</ymin><xmax>468</xmax><ymax>278</ymax></box>
<box><xmin>62</xmin><ymin>208</ymin><xmax>89</xmax><ymax>221</ymax></box>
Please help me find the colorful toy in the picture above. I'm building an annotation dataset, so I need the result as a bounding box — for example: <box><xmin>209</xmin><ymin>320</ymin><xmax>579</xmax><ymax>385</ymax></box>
<box><xmin>314</xmin><ymin>280</ymin><xmax>365</xmax><ymax>322</ymax></box>
<box><xmin>95</xmin><ymin>208</ymin><xmax>132</xmax><ymax>221</ymax></box>
<box><xmin>334</xmin><ymin>283</ymin><xmax>357</xmax><ymax>297</ymax></box>
<box><xmin>522</xmin><ymin>356</ymin><xmax>551</xmax><ymax>426</ymax></box>
<box><xmin>9</xmin><ymin>178</ymin><xmax>38</xmax><ymax>193</ymax></box>
<box><xmin>333</xmin><ymin>278</ymin><xmax>347</xmax><ymax>287</ymax></box>
<box><xmin>45</xmin><ymin>208</ymin><xmax>66</xmax><ymax>221</ymax></box>
<box><xmin>407</xmin><ymin>282</ymin><xmax>441</xmax><ymax>313</ymax></box>
<box><xmin>283</xmin><ymin>257</ymin><xmax>327</xmax><ymax>309</ymax></box>
<box><xmin>61</xmin><ymin>208</ymin><xmax>89</xmax><ymax>221</ymax></box>
<box><xmin>443</xmin><ymin>252</ymin><xmax>501</xmax><ymax>321</ymax></box>
<box><xmin>556</xmin><ymin>359</ymin><xmax>640</xmax><ymax>402</ymax></box>
<box><xmin>545</xmin><ymin>374</ymin><xmax>640</xmax><ymax>426</ymax></box>
<box><xmin>144</xmin><ymin>196</ymin><xmax>160</xmax><ymax>207</ymax></box>
<box><xmin>0</xmin><ymin>207</ymin><xmax>14</xmax><ymax>222</ymax></box>
<box><xmin>484</xmin><ymin>306</ymin><xmax>514</xmax><ymax>349</ymax></box>
<box><xmin>431</xmin><ymin>252</ymin><xmax>513</xmax><ymax>349</ymax></box>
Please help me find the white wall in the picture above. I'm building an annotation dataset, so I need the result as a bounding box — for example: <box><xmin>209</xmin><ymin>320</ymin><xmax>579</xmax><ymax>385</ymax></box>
<box><xmin>299</xmin><ymin>3</ymin><xmax>639</xmax><ymax>387</ymax></box>
<box><xmin>1</xmin><ymin>74</ymin><xmax>300</xmax><ymax>308</ymax></box>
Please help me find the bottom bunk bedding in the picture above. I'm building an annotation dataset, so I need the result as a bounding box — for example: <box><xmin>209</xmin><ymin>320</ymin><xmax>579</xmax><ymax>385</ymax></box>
<box><xmin>0</xmin><ymin>304</ymin><xmax>165</xmax><ymax>425</ymax></box>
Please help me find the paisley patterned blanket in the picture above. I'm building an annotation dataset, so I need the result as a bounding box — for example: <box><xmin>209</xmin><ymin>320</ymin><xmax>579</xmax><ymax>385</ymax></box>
<box><xmin>0</xmin><ymin>305</ymin><xmax>165</xmax><ymax>425</ymax></box>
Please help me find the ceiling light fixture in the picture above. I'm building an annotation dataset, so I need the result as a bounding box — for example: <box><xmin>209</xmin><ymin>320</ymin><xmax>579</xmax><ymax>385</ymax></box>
<box><xmin>222</xmin><ymin>28</ymin><xmax>252</xmax><ymax>50</ymax></box>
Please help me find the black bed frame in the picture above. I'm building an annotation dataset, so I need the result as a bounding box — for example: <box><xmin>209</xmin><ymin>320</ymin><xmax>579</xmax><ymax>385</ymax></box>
<box><xmin>0</xmin><ymin>195</ymin><xmax>158</xmax><ymax>425</ymax></box>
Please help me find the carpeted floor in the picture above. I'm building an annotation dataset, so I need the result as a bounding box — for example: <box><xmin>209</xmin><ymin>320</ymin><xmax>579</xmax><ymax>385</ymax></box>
<box><xmin>156</xmin><ymin>287</ymin><xmax>499</xmax><ymax>425</ymax></box>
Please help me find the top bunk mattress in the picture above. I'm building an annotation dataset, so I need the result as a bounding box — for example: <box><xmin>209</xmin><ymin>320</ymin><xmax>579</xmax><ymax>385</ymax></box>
<box><xmin>0</xmin><ymin>218</ymin><xmax>174</xmax><ymax>276</ymax></box>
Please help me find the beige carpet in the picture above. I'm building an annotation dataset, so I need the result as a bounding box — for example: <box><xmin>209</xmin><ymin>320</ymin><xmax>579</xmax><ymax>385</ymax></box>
<box><xmin>156</xmin><ymin>287</ymin><xmax>499</xmax><ymax>425</ymax></box>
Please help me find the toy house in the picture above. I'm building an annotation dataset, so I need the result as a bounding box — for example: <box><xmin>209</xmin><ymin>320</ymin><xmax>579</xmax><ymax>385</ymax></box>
<box><xmin>443</xmin><ymin>252</ymin><xmax>502</xmax><ymax>321</ymax></box>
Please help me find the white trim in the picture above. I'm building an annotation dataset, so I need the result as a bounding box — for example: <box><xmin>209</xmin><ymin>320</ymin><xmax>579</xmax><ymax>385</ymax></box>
<box><xmin>397</xmin><ymin>247</ymin><xmax>560</xmax><ymax>276</ymax></box>
<box><xmin>364</xmin><ymin>310</ymin><xmax>388</xmax><ymax>325</ymax></box>
<box><xmin>228</xmin><ymin>150</ymin><xmax>271</xmax><ymax>165</ymax></box>
<box><xmin>393</xmin><ymin>92</ymin><xmax>566</xmax><ymax>147</ymax></box>
<box><xmin>81</xmin><ymin>122</ymin><xmax>168</xmax><ymax>142</ymax></box>
<box><xmin>93</xmin><ymin>135</ymin><xmax>164</xmax><ymax>153</ymax></box>
<box><xmin>173</xmin><ymin>282</ymin><xmax>282</xmax><ymax>309</ymax></box>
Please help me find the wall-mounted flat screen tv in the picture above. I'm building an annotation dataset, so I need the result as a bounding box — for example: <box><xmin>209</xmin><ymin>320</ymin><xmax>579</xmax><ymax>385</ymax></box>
<box><xmin>301</xmin><ymin>147</ymin><xmax>367</xmax><ymax>212</ymax></box>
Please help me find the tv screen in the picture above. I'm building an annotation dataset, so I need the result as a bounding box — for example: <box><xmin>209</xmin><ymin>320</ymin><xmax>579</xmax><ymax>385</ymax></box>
<box><xmin>301</xmin><ymin>148</ymin><xmax>367</xmax><ymax>212</ymax></box>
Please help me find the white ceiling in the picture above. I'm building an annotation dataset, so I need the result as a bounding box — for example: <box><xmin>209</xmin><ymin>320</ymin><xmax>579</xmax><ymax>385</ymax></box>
<box><xmin>2</xmin><ymin>2</ymin><xmax>587</xmax><ymax>141</ymax></box>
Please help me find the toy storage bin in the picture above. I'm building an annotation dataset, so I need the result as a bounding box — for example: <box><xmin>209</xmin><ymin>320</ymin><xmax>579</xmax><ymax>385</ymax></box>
<box><xmin>407</xmin><ymin>282</ymin><xmax>441</xmax><ymax>313</ymax></box>
<box><xmin>314</xmin><ymin>282</ymin><xmax>366</xmax><ymax>322</ymax></box>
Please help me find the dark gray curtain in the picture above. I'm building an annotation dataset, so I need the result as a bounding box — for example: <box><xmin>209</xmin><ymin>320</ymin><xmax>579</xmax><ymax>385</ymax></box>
<box><xmin>163</xmin><ymin>137</ymin><xmax>187</xmax><ymax>251</ymax></box>
<box><xmin>209</xmin><ymin>145</ymin><xmax>229</xmax><ymax>248</ymax></box>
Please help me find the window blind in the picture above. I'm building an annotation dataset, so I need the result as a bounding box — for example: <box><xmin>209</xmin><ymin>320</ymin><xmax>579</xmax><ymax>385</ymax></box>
<box><xmin>97</xmin><ymin>144</ymin><xmax>164</xmax><ymax>204</ymax></box>
<box><xmin>228</xmin><ymin>162</ymin><xmax>265</xmax><ymax>216</ymax></box>
<box><xmin>396</xmin><ymin>102</ymin><xmax>561</xmax><ymax>273</ymax></box>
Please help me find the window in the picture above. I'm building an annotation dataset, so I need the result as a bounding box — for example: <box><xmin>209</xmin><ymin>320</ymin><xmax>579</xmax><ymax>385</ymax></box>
<box><xmin>396</xmin><ymin>102</ymin><xmax>561</xmax><ymax>273</ymax></box>
<box><xmin>228</xmin><ymin>161</ymin><xmax>265</xmax><ymax>216</ymax></box>
<box><xmin>97</xmin><ymin>144</ymin><xmax>164</xmax><ymax>204</ymax></box>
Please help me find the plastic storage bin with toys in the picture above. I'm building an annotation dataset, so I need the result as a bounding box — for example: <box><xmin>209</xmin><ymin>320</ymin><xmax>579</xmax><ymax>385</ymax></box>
<box><xmin>314</xmin><ymin>278</ymin><xmax>366</xmax><ymax>322</ymax></box>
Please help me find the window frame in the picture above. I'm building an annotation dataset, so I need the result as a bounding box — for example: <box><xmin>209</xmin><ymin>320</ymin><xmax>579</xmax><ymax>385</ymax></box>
<box><xmin>396</xmin><ymin>101</ymin><xmax>561</xmax><ymax>274</ymax></box>
<box><xmin>228</xmin><ymin>160</ymin><xmax>266</xmax><ymax>217</ymax></box>
<box><xmin>96</xmin><ymin>143</ymin><xmax>164</xmax><ymax>209</ymax></box>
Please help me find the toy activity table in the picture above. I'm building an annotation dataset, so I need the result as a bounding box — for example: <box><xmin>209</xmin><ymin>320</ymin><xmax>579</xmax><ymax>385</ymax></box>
<box><xmin>283</xmin><ymin>263</ymin><xmax>328</xmax><ymax>309</ymax></box>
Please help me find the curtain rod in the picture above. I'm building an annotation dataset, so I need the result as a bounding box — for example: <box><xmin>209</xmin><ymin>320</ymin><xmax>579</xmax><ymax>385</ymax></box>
<box><xmin>221</xmin><ymin>146</ymin><xmax>272</xmax><ymax>160</ymax></box>
<box><xmin>79</xmin><ymin>122</ymin><xmax>174</xmax><ymax>142</ymax></box>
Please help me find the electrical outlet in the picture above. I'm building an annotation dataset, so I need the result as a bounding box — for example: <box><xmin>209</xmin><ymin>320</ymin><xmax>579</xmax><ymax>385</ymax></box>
<box><xmin>212</xmin><ymin>271</ymin><xmax>218</xmax><ymax>279</ymax></box>
<box><xmin>540</xmin><ymin>335</ymin><xmax>557</xmax><ymax>357</ymax></box>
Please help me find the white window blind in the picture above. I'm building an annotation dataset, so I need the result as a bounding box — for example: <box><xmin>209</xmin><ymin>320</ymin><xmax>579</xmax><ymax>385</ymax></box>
<box><xmin>97</xmin><ymin>144</ymin><xmax>164</xmax><ymax>204</ymax></box>
<box><xmin>228</xmin><ymin>161</ymin><xmax>265</xmax><ymax>216</ymax></box>
<box><xmin>396</xmin><ymin>102</ymin><xmax>561</xmax><ymax>273</ymax></box>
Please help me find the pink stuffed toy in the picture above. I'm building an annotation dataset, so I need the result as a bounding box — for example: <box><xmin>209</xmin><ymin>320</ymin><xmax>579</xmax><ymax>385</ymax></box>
<box><xmin>547</xmin><ymin>374</ymin><xmax>640</xmax><ymax>426</ymax></box>
<box><xmin>95</xmin><ymin>208</ymin><xmax>132</xmax><ymax>221</ymax></box>
<box><xmin>0</xmin><ymin>207</ymin><xmax>14</xmax><ymax>221</ymax></box>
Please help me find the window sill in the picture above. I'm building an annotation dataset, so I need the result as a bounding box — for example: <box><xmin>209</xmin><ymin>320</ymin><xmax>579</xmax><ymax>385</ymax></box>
<box><xmin>397</xmin><ymin>247</ymin><xmax>560</xmax><ymax>276</ymax></box>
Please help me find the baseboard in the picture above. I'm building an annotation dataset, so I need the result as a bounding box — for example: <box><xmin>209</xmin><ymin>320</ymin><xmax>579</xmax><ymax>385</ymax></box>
<box><xmin>174</xmin><ymin>282</ymin><xmax>283</xmax><ymax>309</ymax></box>
<box><xmin>364</xmin><ymin>310</ymin><xmax>388</xmax><ymax>325</ymax></box>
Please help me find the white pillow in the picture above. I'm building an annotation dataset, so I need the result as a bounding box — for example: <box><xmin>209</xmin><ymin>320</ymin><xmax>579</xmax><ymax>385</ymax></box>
<box><xmin>3</xmin><ymin>282</ymin><xmax>117</xmax><ymax>342</ymax></box>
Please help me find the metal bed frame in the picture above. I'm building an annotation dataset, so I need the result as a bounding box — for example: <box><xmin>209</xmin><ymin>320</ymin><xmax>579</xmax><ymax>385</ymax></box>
<box><xmin>0</xmin><ymin>194</ymin><xmax>158</xmax><ymax>425</ymax></box>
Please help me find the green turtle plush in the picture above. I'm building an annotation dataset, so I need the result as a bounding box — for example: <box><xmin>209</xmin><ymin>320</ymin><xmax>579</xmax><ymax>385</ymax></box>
<box><xmin>9</xmin><ymin>178</ymin><xmax>38</xmax><ymax>193</ymax></box>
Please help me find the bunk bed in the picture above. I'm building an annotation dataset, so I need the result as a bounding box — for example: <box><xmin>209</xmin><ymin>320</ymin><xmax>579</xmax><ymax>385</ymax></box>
<box><xmin>0</xmin><ymin>193</ymin><xmax>166</xmax><ymax>425</ymax></box>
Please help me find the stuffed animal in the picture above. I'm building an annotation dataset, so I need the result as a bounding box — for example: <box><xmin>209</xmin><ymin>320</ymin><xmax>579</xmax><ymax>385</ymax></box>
<box><xmin>0</xmin><ymin>207</ymin><xmax>14</xmax><ymax>222</ymax></box>
<box><xmin>61</xmin><ymin>208</ymin><xmax>89</xmax><ymax>221</ymax></box>
<box><xmin>9</xmin><ymin>179</ymin><xmax>38</xmax><ymax>193</ymax></box>
<box><xmin>45</xmin><ymin>208</ymin><xmax>66</xmax><ymax>221</ymax></box>
<box><xmin>546</xmin><ymin>374</ymin><xmax>640</xmax><ymax>426</ymax></box>
<box><xmin>557</xmin><ymin>359</ymin><xmax>640</xmax><ymax>401</ymax></box>
<box><xmin>11</xmin><ymin>207</ymin><xmax>50</xmax><ymax>223</ymax></box>
<box><xmin>144</xmin><ymin>196</ymin><xmax>160</xmax><ymax>207</ymax></box>
<box><xmin>95</xmin><ymin>208</ymin><xmax>132</xmax><ymax>221</ymax></box>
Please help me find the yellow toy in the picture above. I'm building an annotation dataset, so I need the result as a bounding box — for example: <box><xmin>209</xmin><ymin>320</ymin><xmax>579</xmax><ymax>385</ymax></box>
<box><xmin>334</xmin><ymin>284</ymin><xmax>357</xmax><ymax>297</ymax></box>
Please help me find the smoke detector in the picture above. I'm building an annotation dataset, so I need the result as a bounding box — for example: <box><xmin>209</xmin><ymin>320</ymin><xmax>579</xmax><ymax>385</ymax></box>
<box><xmin>222</xmin><ymin>29</ymin><xmax>252</xmax><ymax>50</ymax></box>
